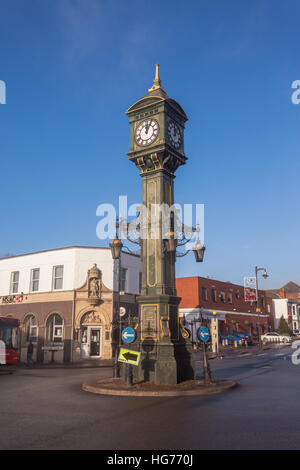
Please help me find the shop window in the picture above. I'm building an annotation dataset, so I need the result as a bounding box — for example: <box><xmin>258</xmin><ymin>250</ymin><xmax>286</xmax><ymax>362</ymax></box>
<box><xmin>52</xmin><ymin>266</ymin><xmax>64</xmax><ymax>290</ymax></box>
<box><xmin>46</xmin><ymin>314</ymin><xmax>64</xmax><ymax>343</ymax></box>
<box><xmin>30</xmin><ymin>268</ymin><xmax>40</xmax><ymax>292</ymax></box>
<box><xmin>24</xmin><ymin>315</ymin><xmax>38</xmax><ymax>343</ymax></box>
<box><xmin>202</xmin><ymin>287</ymin><xmax>207</xmax><ymax>301</ymax></box>
<box><xmin>10</xmin><ymin>271</ymin><xmax>19</xmax><ymax>294</ymax></box>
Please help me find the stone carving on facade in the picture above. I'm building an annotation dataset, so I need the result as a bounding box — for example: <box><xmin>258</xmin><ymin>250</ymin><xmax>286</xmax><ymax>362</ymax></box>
<box><xmin>81</xmin><ymin>311</ymin><xmax>103</xmax><ymax>326</ymax></box>
<box><xmin>87</xmin><ymin>264</ymin><xmax>102</xmax><ymax>306</ymax></box>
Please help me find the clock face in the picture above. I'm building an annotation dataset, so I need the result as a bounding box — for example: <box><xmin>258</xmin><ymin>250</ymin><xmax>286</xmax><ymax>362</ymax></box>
<box><xmin>168</xmin><ymin>120</ymin><xmax>182</xmax><ymax>149</ymax></box>
<box><xmin>135</xmin><ymin>119</ymin><xmax>160</xmax><ymax>147</ymax></box>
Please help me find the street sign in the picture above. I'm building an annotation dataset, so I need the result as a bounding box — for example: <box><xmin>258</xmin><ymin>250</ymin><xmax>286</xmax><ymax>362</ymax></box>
<box><xmin>118</xmin><ymin>348</ymin><xmax>141</xmax><ymax>366</ymax></box>
<box><xmin>42</xmin><ymin>346</ymin><xmax>64</xmax><ymax>351</ymax></box>
<box><xmin>198</xmin><ymin>326</ymin><xmax>210</xmax><ymax>343</ymax></box>
<box><xmin>120</xmin><ymin>307</ymin><xmax>126</xmax><ymax>317</ymax></box>
<box><xmin>121</xmin><ymin>327</ymin><xmax>136</xmax><ymax>344</ymax></box>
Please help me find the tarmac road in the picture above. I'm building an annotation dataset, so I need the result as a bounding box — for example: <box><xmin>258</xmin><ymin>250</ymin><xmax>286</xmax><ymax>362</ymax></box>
<box><xmin>0</xmin><ymin>344</ymin><xmax>299</xmax><ymax>450</ymax></box>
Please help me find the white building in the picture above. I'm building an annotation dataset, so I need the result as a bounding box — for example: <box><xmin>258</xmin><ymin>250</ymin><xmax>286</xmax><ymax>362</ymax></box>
<box><xmin>0</xmin><ymin>246</ymin><xmax>141</xmax><ymax>364</ymax></box>
<box><xmin>272</xmin><ymin>298</ymin><xmax>300</xmax><ymax>332</ymax></box>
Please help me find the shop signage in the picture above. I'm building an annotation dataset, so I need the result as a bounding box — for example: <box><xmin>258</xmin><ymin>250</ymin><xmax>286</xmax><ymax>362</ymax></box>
<box><xmin>1</xmin><ymin>294</ymin><xmax>24</xmax><ymax>304</ymax></box>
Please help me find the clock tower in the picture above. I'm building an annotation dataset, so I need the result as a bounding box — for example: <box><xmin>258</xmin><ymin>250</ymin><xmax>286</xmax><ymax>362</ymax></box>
<box><xmin>126</xmin><ymin>65</ymin><xmax>195</xmax><ymax>385</ymax></box>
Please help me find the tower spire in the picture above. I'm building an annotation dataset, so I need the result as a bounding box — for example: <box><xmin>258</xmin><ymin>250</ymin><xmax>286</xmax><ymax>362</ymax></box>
<box><xmin>148</xmin><ymin>64</ymin><xmax>166</xmax><ymax>93</ymax></box>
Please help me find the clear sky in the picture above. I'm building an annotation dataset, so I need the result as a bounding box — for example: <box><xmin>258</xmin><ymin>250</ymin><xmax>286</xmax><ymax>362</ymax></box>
<box><xmin>0</xmin><ymin>0</ymin><xmax>299</xmax><ymax>289</ymax></box>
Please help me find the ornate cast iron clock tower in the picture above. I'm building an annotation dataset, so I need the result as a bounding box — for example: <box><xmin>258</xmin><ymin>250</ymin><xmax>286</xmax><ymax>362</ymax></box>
<box><xmin>126</xmin><ymin>65</ymin><xmax>195</xmax><ymax>385</ymax></box>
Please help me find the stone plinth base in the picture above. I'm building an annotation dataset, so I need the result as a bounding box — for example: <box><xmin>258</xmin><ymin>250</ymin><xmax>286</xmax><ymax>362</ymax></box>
<box><xmin>82</xmin><ymin>377</ymin><xmax>237</xmax><ymax>397</ymax></box>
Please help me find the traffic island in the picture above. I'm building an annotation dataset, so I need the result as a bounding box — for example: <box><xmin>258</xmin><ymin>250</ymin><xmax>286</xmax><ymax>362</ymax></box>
<box><xmin>82</xmin><ymin>377</ymin><xmax>237</xmax><ymax>397</ymax></box>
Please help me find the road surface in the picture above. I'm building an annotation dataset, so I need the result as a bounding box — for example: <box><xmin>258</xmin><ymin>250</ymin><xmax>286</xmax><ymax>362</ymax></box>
<box><xmin>0</xmin><ymin>344</ymin><xmax>299</xmax><ymax>450</ymax></box>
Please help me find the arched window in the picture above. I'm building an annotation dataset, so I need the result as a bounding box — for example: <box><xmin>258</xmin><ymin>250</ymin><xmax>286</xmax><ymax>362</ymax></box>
<box><xmin>46</xmin><ymin>314</ymin><xmax>64</xmax><ymax>343</ymax></box>
<box><xmin>24</xmin><ymin>315</ymin><xmax>38</xmax><ymax>343</ymax></box>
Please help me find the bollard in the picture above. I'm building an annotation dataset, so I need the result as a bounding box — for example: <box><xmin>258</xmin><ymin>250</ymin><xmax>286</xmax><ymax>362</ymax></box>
<box><xmin>245</xmin><ymin>340</ymin><xmax>248</xmax><ymax>348</ymax></box>
<box><xmin>239</xmin><ymin>340</ymin><xmax>242</xmax><ymax>346</ymax></box>
<box><xmin>222</xmin><ymin>339</ymin><xmax>225</xmax><ymax>347</ymax></box>
<box><xmin>234</xmin><ymin>340</ymin><xmax>238</xmax><ymax>348</ymax></box>
<box><xmin>225</xmin><ymin>339</ymin><xmax>228</xmax><ymax>346</ymax></box>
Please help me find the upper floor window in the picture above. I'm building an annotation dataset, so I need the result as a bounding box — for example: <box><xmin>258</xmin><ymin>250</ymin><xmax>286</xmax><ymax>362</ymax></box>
<box><xmin>30</xmin><ymin>268</ymin><xmax>40</xmax><ymax>292</ymax></box>
<box><xmin>120</xmin><ymin>268</ymin><xmax>127</xmax><ymax>292</ymax></box>
<box><xmin>52</xmin><ymin>266</ymin><xmax>64</xmax><ymax>290</ymax></box>
<box><xmin>220</xmin><ymin>291</ymin><xmax>226</xmax><ymax>303</ymax></box>
<box><xmin>261</xmin><ymin>297</ymin><xmax>265</xmax><ymax>308</ymax></box>
<box><xmin>227</xmin><ymin>292</ymin><xmax>233</xmax><ymax>304</ymax></box>
<box><xmin>10</xmin><ymin>271</ymin><xmax>19</xmax><ymax>294</ymax></box>
<box><xmin>235</xmin><ymin>291</ymin><xmax>240</xmax><ymax>299</ymax></box>
<box><xmin>211</xmin><ymin>289</ymin><xmax>217</xmax><ymax>302</ymax></box>
<box><xmin>202</xmin><ymin>287</ymin><xmax>207</xmax><ymax>301</ymax></box>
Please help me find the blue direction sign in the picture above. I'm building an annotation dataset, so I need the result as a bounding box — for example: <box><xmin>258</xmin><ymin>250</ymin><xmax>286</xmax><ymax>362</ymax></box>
<box><xmin>121</xmin><ymin>327</ymin><xmax>136</xmax><ymax>344</ymax></box>
<box><xmin>199</xmin><ymin>326</ymin><xmax>210</xmax><ymax>343</ymax></box>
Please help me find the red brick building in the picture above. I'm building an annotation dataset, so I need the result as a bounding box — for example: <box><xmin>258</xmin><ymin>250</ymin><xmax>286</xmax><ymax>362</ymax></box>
<box><xmin>176</xmin><ymin>276</ymin><xmax>274</xmax><ymax>342</ymax></box>
<box><xmin>266</xmin><ymin>281</ymin><xmax>300</xmax><ymax>302</ymax></box>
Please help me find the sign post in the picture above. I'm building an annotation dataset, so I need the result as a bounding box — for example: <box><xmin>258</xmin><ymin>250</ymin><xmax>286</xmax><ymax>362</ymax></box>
<box><xmin>121</xmin><ymin>328</ymin><xmax>136</xmax><ymax>387</ymax></box>
<box><xmin>198</xmin><ymin>325</ymin><xmax>212</xmax><ymax>385</ymax></box>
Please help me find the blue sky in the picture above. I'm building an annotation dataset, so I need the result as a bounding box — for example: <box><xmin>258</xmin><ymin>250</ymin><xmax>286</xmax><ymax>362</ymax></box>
<box><xmin>0</xmin><ymin>0</ymin><xmax>299</xmax><ymax>288</ymax></box>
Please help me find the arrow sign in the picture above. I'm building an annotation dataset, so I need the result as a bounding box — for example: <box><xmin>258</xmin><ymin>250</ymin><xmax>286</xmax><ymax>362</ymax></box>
<box><xmin>198</xmin><ymin>326</ymin><xmax>210</xmax><ymax>343</ymax></box>
<box><xmin>118</xmin><ymin>348</ymin><xmax>141</xmax><ymax>366</ymax></box>
<box><xmin>121</xmin><ymin>327</ymin><xmax>136</xmax><ymax>344</ymax></box>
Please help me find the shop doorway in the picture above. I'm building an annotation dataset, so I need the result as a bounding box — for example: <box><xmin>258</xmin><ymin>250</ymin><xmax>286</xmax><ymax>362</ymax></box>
<box><xmin>80</xmin><ymin>326</ymin><xmax>102</xmax><ymax>359</ymax></box>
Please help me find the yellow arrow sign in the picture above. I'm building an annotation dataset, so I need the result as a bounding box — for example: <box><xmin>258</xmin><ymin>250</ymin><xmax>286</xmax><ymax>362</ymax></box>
<box><xmin>118</xmin><ymin>348</ymin><xmax>141</xmax><ymax>366</ymax></box>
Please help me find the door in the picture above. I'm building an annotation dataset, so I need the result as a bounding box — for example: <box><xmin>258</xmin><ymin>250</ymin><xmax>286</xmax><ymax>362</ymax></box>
<box><xmin>90</xmin><ymin>328</ymin><xmax>101</xmax><ymax>357</ymax></box>
<box><xmin>80</xmin><ymin>326</ymin><xmax>102</xmax><ymax>359</ymax></box>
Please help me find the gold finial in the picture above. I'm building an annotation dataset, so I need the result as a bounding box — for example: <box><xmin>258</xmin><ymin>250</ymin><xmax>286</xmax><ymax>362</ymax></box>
<box><xmin>148</xmin><ymin>64</ymin><xmax>166</xmax><ymax>93</ymax></box>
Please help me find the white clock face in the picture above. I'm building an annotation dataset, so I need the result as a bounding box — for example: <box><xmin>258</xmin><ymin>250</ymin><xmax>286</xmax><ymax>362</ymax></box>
<box><xmin>168</xmin><ymin>121</ymin><xmax>182</xmax><ymax>149</ymax></box>
<box><xmin>135</xmin><ymin>119</ymin><xmax>159</xmax><ymax>147</ymax></box>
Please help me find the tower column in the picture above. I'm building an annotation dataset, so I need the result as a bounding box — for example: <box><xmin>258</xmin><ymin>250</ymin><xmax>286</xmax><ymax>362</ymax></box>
<box><xmin>126</xmin><ymin>66</ymin><xmax>195</xmax><ymax>384</ymax></box>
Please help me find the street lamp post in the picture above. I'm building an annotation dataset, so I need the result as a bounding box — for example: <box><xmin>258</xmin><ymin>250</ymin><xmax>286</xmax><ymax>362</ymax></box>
<box><xmin>110</xmin><ymin>217</ymin><xmax>123</xmax><ymax>379</ymax></box>
<box><xmin>255</xmin><ymin>266</ymin><xmax>269</xmax><ymax>349</ymax></box>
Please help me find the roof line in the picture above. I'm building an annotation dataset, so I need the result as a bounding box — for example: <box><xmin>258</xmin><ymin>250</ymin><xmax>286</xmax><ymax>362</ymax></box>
<box><xmin>0</xmin><ymin>246</ymin><xmax>139</xmax><ymax>260</ymax></box>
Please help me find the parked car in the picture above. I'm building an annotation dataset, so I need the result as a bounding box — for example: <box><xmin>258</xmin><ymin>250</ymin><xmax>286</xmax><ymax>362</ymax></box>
<box><xmin>292</xmin><ymin>329</ymin><xmax>300</xmax><ymax>337</ymax></box>
<box><xmin>261</xmin><ymin>332</ymin><xmax>292</xmax><ymax>344</ymax></box>
<box><xmin>220</xmin><ymin>333</ymin><xmax>252</xmax><ymax>345</ymax></box>
<box><xmin>236</xmin><ymin>332</ymin><xmax>253</xmax><ymax>345</ymax></box>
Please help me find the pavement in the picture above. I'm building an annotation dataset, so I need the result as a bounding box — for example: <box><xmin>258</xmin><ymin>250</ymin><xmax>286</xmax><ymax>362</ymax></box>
<box><xmin>12</xmin><ymin>343</ymin><xmax>272</xmax><ymax>370</ymax></box>
<box><xmin>0</xmin><ymin>342</ymin><xmax>299</xmax><ymax>450</ymax></box>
